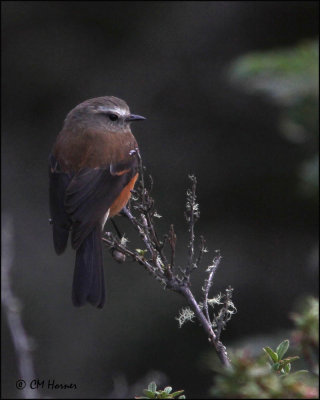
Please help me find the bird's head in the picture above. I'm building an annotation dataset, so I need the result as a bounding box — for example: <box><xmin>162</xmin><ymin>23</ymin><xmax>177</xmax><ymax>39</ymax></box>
<box><xmin>64</xmin><ymin>96</ymin><xmax>146</xmax><ymax>133</ymax></box>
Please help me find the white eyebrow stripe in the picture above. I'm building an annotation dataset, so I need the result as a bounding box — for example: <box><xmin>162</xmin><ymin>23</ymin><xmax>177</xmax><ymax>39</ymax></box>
<box><xmin>96</xmin><ymin>105</ymin><xmax>128</xmax><ymax>116</ymax></box>
<box><xmin>112</xmin><ymin>106</ymin><xmax>128</xmax><ymax>116</ymax></box>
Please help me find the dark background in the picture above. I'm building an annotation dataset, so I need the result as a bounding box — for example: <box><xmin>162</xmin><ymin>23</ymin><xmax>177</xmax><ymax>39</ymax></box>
<box><xmin>2</xmin><ymin>1</ymin><xmax>318</xmax><ymax>398</ymax></box>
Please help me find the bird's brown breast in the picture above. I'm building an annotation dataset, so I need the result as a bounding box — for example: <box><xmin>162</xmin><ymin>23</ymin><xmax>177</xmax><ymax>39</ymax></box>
<box><xmin>53</xmin><ymin>127</ymin><xmax>137</xmax><ymax>172</ymax></box>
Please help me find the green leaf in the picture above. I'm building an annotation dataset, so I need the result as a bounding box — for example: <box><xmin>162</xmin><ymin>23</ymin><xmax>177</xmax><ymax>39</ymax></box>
<box><xmin>276</xmin><ymin>339</ymin><xmax>290</xmax><ymax>360</ymax></box>
<box><xmin>281</xmin><ymin>356</ymin><xmax>300</xmax><ymax>365</ymax></box>
<box><xmin>159</xmin><ymin>391</ymin><xmax>169</xmax><ymax>399</ymax></box>
<box><xmin>284</xmin><ymin>363</ymin><xmax>291</xmax><ymax>373</ymax></box>
<box><xmin>263</xmin><ymin>347</ymin><xmax>278</xmax><ymax>363</ymax></box>
<box><xmin>272</xmin><ymin>362</ymin><xmax>280</xmax><ymax>371</ymax></box>
<box><xmin>290</xmin><ymin>370</ymin><xmax>309</xmax><ymax>376</ymax></box>
<box><xmin>143</xmin><ymin>389</ymin><xmax>156</xmax><ymax>398</ymax></box>
<box><xmin>164</xmin><ymin>387</ymin><xmax>172</xmax><ymax>394</ymax></box>
<box><xmin>148</xmin><ymin>382</ymin><xmax>157</xmax><ymax>393</ymax></box>
<box><xmin>178</xmin><ymin>396</ymin><xmax>186</xmax><ymax>399</ymax></box>
<box><xmin>171</xmin><ymin>390</ymin><xmax>184</xmax><ymax>398</ymax></box>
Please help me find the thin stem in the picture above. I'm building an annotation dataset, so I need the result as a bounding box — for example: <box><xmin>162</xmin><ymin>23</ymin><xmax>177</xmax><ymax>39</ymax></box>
<box><xmin>168</xmin><ymin>224</ymin><xmax>176</xmax><ymax>269</ymax></box>
<box><xmin>178</xmin><ymin>286</ymin><xmax>231</xmax><ymax>368</ymax></box>
<box><xmin>102</xmin><ymin>235</ymin><xmax>165</xmax><ymax>281</ymax></box>
<box><xmin>134</xmin><ymin>149</ymin><xmax>169</xmax><ymax>268</ymax></box>
<box><xmin>121</xmin><ymin>207</ymin><xmax>156</xmax><ymax>261</ymax></box>
<box><xmin>103</xmin><ymin>155</ymin><xmax>233</xmax><ymax>369</ymax></box>
<box><xmin>186</xmin><ymin>177</ymin><xmax>197</xmax><ymax>275</ymax></box>
<box><xmin>203</xmin><ymin>253</ymin><xmax>221</xmax><ymax>324</ymax></box>
<box><xmin>195</xmin><ymin>236</ymin><xmax>206</xmax><ymax>268</ymax></box>
<box><xmin>2</xmin><ymin>215</ymin><xmax>39</xmax><ymax>399</ymax></box>
<box><xmin>110</xmin><ymin>218</ymin><xmax>122</xmax><ymax>239</ymax></box>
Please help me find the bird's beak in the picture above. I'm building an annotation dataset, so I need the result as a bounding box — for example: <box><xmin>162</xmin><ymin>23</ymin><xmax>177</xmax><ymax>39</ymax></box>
<box><xmin>126</xmin><ymin>114</ymin><xmax>146</xmax><ymax>122</ymax></box>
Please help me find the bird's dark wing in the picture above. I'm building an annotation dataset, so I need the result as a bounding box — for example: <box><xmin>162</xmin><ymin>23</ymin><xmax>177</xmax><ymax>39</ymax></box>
<box><xmin>49</xmin><ymin>154</ymin><xmax>73</xmax><ymax>254</ymax></box>
<box><xmin>65</xmin><ymin>156</ymin><xmax>138</xmax><ymax>250</ymax></box>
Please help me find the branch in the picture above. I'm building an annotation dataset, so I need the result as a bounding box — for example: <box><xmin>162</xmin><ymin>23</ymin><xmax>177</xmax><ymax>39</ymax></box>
<box><xmin>203</xmin><ymin>252</ymin><xmax>221</xmax><ymax>323</ymax></box>
<box><xmin>2</xmin><ymin>215</ymin><xmax>39</xmax><ymax>399</ymax></box>
<box><xmin>103</xmin><ymin>149</ymin><xmax>234</xmax><ymax>368</ymax></box>
<box><xmin>185</xmin><ymin>175</ymin><xmax>199</xmax><ymax>279</ymax></box>
<box><xmin>178</xmin><ymin>286</ymin><xmax>230</xmax><ymax>367</ymax></box>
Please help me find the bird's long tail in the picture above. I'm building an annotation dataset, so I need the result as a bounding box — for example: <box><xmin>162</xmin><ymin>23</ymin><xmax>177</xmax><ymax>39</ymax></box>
<box><xmin>72</xmin><ymin>227</ymin><xmax>105</xmax><ymax>308</ymax></box>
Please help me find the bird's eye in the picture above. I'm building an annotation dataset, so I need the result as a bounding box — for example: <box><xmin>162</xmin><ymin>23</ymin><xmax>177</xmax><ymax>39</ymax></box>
<box><xmin>109</xmin><ymin>113</ymin><xmax>118</xmax><ymax>121</ymax></box>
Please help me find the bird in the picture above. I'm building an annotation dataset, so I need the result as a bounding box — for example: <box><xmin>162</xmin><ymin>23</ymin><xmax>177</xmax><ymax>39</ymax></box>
<box><xmin>49</xmin><ymin>96</ymin><xmax>146</xmax><ymax>308</ymax></box>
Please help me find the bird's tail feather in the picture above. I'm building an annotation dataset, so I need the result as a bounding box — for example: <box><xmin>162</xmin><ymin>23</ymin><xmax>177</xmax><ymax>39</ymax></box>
<box><xmin>53</xmin><ymin>224</ymin><xmax>69</xmax><ymax>255</ymax></box>
<box><xmin>72</xmin><ymin>227</ymin><xmax>105</xmax><ymax>308</ymax></box>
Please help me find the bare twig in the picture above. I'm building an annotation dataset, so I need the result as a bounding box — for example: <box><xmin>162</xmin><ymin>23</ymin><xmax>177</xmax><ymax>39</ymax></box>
<box><xmin>2</xmin><ymin>215</ymin><xmax>39</xmax><ymax>399</ymax></box>
<box><xmin>168</xmin><ymin>224</ymin><xmax>177</xmax><ymax>270</ymax></box>
<box><xmin>102</xmin><ymin>232</ymin><xmax>165</xmax><ymax>283</ymax></box>
<box><xmin>195</xmin><ymin>236</ymin><xmax>207</xmax><ymax>269</ymax></box>
<box><xmin>185</xmin><ymin>175</ymin><xmax>199</xmax><ymax>278</ymax></box>
<box><xmin>103</xmin><ymin>149</ymin><xmax>234</xmax><ymax>368</ymax></box>
<box><xmin>214</xmin><ymin>287</ymin><xmax>236</xmax><ymax>341</ymax></box>
<box><xmin>203</xmin><ymin>252</ymin><xmax>221</xmax><ymax>323</ymax></box>
<box><xmin>179</xmin><ymin>286</ymin><xmax>230</xmax><ymax>367</ymax></box>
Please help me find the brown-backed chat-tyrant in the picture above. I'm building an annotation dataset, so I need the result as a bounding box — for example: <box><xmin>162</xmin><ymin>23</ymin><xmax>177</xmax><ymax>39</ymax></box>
<box><xmin>49</xmin><ymin>96</ymin><xmax>145</xmax><ymax>308</ymax></box>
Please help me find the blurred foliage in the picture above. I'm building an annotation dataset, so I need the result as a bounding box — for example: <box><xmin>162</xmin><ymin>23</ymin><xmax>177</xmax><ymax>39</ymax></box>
<box><xmin>291</xmin><ymin>297</ymin><xmax>319</xmax><ymax>376</ymax></box>
<box><xmin>229</xmin><ymin>41</ymin><xmax>318</xmax><ymax>102</ymax></box>
<box><xmin>136</xmin><ymin>382</ymin><xmax>185</xmax><ymax>399</ymax></box>
<box><xmin>263</xmin><ymin>339</ymin><xmax>300</xmax><ymax>374</ymax></box>
<box><xmin>211</xmin><ymin>348</ymin><xmax>317</xmax><ymax>399</ymax></box>
<box><xmin>291</xmin><ymin>297</ymin><xmax>319</xmax><ymax>343</ymax></box>
<box><xmin>209</xmin><ymin>297</ymin><xmax>319</xmax><ymax>398</ymax></box>
<box><xmin>229</xmin><ymin>40</ymin><xmax>319</xmax><ymax>198</ymax></box>
<box><xmin>138</xmin><ymin>298</ymin><xmax>318</xmax><ymax>399</ymax></box>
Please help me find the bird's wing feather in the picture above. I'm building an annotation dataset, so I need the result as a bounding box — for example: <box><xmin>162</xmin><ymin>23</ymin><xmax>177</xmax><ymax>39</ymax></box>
<box><xmin>65</xmin><ymin>155</ymin><xmax>138</xmax><ymax>250</ymax></box>
<box><xmin>49</xmin><ymin>154</ymin><xmax>73</xmax><ymax>254</ymax></box>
